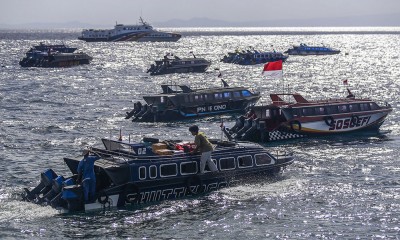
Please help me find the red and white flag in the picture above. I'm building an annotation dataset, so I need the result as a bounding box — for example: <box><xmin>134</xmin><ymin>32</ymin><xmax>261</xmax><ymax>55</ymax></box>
<box><xmin>262</xmin><ymin>60</ymin><xmax>283</xmax><ymax>79</ymax></box>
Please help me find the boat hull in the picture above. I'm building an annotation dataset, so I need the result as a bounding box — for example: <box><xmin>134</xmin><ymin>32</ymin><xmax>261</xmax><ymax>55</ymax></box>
<box><xmin>149</xmin><ymin>64</ymin><xmax>209</xmax><ymax>75</ymax></box>
<box><xmin>132</xmin><ymin>99</ymin><xmax>259</xmax><ymax>122</ymax></box>
<box><xmin>84</xmin><ymin>166</ymin><xmax>288</xmax><ymax>212</ymax></box>
<box><xmin>78</xmin><ymin>32</ymin><xmax>181</xmax><ymax>42</ymax></box>
<box><xmin>285</xmin><ymin>111</ymin><xmax>389</xmax><ymax>135</ymax></box>
<box><xmin>19</xmin><ymin>57</ymin><xmax>92</xmax><ymax>68</ymax></box>
<box><xmin>221</xmin><ymin>54</ymin><xmax>288</xmax><ymax>65</ymax></box>
<box><xmin>22</xmin><ymin>139</ymin><xmax>294</xmax><ymax>213</ymax></box>
<box><xmin>286</xmin><ymin>50</ymin><xmax>340</xmax><ymax>55</ymax></box>
<box><xmin>225</xmin><ymin>110</ymin><xmax>391</xmax><ymax>143</ymax></box>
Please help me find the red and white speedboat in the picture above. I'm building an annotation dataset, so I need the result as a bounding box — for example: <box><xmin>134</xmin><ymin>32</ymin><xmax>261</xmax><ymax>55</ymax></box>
<box><xmin>224</xmin><ymin>89</ymin><xmax>392</xmax><ymax>142</ymax></box>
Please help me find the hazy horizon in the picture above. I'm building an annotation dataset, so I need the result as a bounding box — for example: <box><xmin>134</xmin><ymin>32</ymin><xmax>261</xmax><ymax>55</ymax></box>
<box><xmin>1</xmin><ymin>0</ymin><xmax>399</xmax><ymax>28</ymax></box>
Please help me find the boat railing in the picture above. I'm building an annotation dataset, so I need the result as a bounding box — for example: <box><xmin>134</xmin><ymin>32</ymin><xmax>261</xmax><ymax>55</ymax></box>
<box><xmin>91</xmin><ymin>145</ymin><xmax>189</xmax><ymax>163</ymax></box>
<box><xmin>376</xmin><ymin>101</ymin><xmax>392</xmax><ymax>108</ymax></box>
<box><xmin>90</xmin><ymin>147</ymin><xmax>135</xmax><ymax>163</ymax></box>
<box><xmin>274</xmin><ymin>150</ymin><xmax>294</xmax><ymax>159</ymax></box>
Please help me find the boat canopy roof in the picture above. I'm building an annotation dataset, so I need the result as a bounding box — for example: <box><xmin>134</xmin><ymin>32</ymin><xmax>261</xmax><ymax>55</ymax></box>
<box><xmin>159</xmin><ymin>84</ymin><xmax>247</xmax><ymax>95</ymax></box>
<box><xmin>161</xmin><ymin>85</ymin><xmax>193</xmax><ymax>93</ymax></box>
<box><xmin>270</xmin><ymin>93</ymin><xmax>372</xmax><ymax>107</ymax></box>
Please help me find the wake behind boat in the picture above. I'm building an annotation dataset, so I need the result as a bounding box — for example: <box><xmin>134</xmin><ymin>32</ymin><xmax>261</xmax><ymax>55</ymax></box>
<box><xmin>22</xmin><ymin>136</ymin><xmax>294</xmax><ymax>213</ymax></box>
<box><xmin>78</xmin><ymin>17</ymin><xmax>181</xmax><ymax>42</ymax></box>
<box><xmin>223</xmin><ymin>89</ymin><xmax>392</xmax><ymax>142</ymax></box>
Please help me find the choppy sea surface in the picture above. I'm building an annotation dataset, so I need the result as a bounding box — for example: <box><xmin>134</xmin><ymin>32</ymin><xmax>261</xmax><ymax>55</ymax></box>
<box><xmin>1</xmin><ymin>27</ymin><xmax>400</xmax><ymax>239</ymax></box>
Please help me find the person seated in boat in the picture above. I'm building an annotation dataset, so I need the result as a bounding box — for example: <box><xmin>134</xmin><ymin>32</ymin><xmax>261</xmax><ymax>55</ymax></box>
<box><xmin>189</xmin><ymin>125</ymin><xmax>218</xmax><ymax>174</ymax></box>
<box><xmin>244</xmin><ymin>108</ymin><xmax>257</xmax><ymax>119</ymax></box>
<box><xmin>77</xmin><ymin>149</ymin><xmax>100</xmax><ymax>203</ymax></box>
<box><xmin>346</xmin><ymin>88</ymin><xmax>355</xmax><ymax>99</ymax></box>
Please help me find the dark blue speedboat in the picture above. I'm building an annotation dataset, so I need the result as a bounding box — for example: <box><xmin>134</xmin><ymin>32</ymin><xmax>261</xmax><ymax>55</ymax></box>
<box><xmin>125</xmin><ymin>81</ymin><xmax>260</xmax><ymax>122</ymax></box>
<box><xmin>221</xmin><ymin>50</ymin><xmax>288</xmax><ymax>65</ymax></box>
<box><xmin>19</xmin><ymin>51</ymin><xmax>93</xmax><ymax>68</ymax></box>
<box><xmin>147</xmin><ymin>54</ymin><xmax>211</xmax><ymax>75</ymax></box>
<box><xmin>28</xmin><ymin>42</ymin><xmax>77</xmax><ymax>54</ymax></box>
<box><xmin>22</xmin><ymin>137</ymin><xmax>294</xmax><ymax>213</ymax></box>
<box><xmin>284</xmin><ymin>43</ymin><xmax>340</xmax><ymax>55</ymax></box>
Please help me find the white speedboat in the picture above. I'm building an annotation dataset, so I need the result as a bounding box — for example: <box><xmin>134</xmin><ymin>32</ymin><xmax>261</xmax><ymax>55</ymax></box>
<box><xmin>78</xmin><ymin>17</ymin><xmax>181</xmax><ymax>42</ymax></box>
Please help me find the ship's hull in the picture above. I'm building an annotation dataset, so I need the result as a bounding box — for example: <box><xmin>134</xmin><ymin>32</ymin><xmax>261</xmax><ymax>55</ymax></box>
<box><xmin>149</xmin><ymin>64</ymin><xmax>209</xmax><ymax>75</ymax></box>
<box><xmin>81</xmin><ymin>164</ymin><xmax>289</xmax><ymax>212</ymax></box>
<box><xmin>132</xmin><ymin>98</ymin><xmax>260</xmax><ymax>122</ymax></box>
<box><xmin>225</xmin><ymin>110</ymin><xmax>391</xmax><ymax>143</ymax></box>
<box><xmin>285</xmin><ymin>111</ymin><xmax>389</xmax><ymax>135</ymax></box>
<box><xmin>221</xmin><ymin>55</ymin><xmax>288</xmax><ymax>65</ymax></box>
<box><xmin>286</xmin><ymin>50</ymin><xmax>340</xmax><ymax>55</ymax></box>
<box><xmin>19</xmin><ymin>54</ymin><xmax>92</xmax><ymax>68</ymax></box>
<box><xmin>78</xmin><ymin>32</ymin><xmax>181</xmax><ymax>42</ymax></box>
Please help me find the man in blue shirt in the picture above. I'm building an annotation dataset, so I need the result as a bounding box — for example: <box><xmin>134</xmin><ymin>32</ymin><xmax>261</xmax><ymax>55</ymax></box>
<box><xmin>77</xmin><ymin>150</ymin><xmax>100</xmax><ymax>203</ymax></box>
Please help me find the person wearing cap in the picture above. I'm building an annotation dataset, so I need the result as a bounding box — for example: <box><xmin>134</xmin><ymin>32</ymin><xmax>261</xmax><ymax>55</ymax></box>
<box><xmin>189</xmin><ymin>125</ymin><xmax>218</xmax><ymax>174</ymax></box>
<box><xmin>77</xmin><ymin>149</ymin><xmax>100</xmax><ymax>203</ymax></box>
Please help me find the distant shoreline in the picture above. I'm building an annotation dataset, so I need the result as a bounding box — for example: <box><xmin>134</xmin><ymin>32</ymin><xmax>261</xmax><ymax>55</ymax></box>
<box><xmin>1</xmin><ymin>27</ymin><xmax>400</xmax><ymax>36</ymax></box>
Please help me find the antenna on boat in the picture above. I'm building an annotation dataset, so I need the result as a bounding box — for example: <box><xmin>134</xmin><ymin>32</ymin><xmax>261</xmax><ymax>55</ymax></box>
<box><xmin>215</xmin><ymin>68</ymin><xmax>228</xmax><ymax>87</ymax></box>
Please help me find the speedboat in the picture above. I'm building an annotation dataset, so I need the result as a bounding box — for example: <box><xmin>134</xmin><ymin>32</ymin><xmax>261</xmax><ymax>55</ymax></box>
<box><xmin>22</xmin><ymin>137</ymin><xmax>294</xmax><ymax>213</ymax></box>
<box><xmin>125</xmin><ymin>80</ymin><xmax>261</xmax><ymax>122</ymax></box>
<box><xmin>147</xmin><ymin>53</ymin><xmax>211</xmax><ymax>75</ymax></box>
<box><xmin>284</xmin><ymin>43</ymin><xmax>340</xmax><ymax>55</ymax></box>
<box><xmin>19</xmin><ymin>50</ymin><xmax>93</xmax><ymax>68</ymax></box>
<box><xmin>78</xmin><ymin>17</ymin><xmax>181</xmax><ymax>42</ymax></box>
<box><xmin>223</xmin><ymin>89</ymin><xmax>392</xmax><ymax>142</ymax></box>
<box><xmin>221</xmin><ymin>49</ymin><xmax>288</xmax><ymax>65</ymax></box>
<box><xmin>27</xmin><ymin>42</ymin><xmax>77</xmax><ymax>54</ymax></box>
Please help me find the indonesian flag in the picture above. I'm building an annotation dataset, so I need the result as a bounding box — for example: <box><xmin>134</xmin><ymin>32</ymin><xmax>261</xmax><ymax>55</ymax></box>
<box><xmin>262</xmin><ymin>60</ymin><xmax>283</xmax><ymax>79</ymax></box>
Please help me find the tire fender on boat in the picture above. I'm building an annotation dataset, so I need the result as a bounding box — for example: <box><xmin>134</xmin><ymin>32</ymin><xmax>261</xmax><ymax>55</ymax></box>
<box><xmin>290</xmin><ymin>120</ymin><xmax>302</xmax><ymax>132</ymax></box>
<box><xmin>185</xmin><ymin>175</ymin><xmax>203</xmax><ymax>195</ymax></box>
<box><xmin>323</xmin><ymin>116</ymin><xmax>335</xmax><ymax>127</ymax></box>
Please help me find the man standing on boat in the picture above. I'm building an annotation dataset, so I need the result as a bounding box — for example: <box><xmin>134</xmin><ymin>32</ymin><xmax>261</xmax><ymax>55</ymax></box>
<box><xmin>77</xmin><ymin>149</ymin><xmax>100</xmax><ymax>203</ymax></box>
<box><xmin>189</xmin><ymin>125</ymin><xmax>218</xmax><ymax>174</ymax></box>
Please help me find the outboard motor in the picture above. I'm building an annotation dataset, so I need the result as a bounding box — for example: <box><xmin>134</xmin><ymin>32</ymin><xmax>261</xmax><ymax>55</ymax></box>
<box><xmin>235</xmin><ymin>118</ymin><xmax>253</xmax><ymax>139</ymax></box>
<box><xmin>62</xmin><ymin>184</ymin><xmax>84</xmax><ymax>212</ymax></box>
<box><xmin>147</xmin><ymin>64</ymin><xmax>155</xmax><ymax>73</ymax></box>
<box><xmin>241</xmin><ymin>118</ymin><xmax>260</xmax><ymax>141</ymax></box>
<box><xmin>125</xmin><ymin>101</ymin><xmax>142</xmax><ymax>119</ymax></box>
<box><xmin>133</xmin><ymin>104</ymin><xmax>148</xmax><ymax>120</ymax></box>
<box><xmin>24</xmin><ymin>169</ymin><xmax>57</xmax><ymax>201</ymax></box>
<box><xmin>41</xmin><ymin>175</ymin><xmax>65</xmax><ymax>204</ymax></box>
<box><xmin>50</xmin><ymin>178</ymin><xmax>75</xmax><ymax>208</ymax></box>
<box><xmin>258</xmin><ymin>120</ymin><xmax>269</xmax><ymax>142</ymax></box>
<box><xmin>125</xmin><ymin>109</ymin><xmax>135</xmax><ymax>119</ymax></box>
<box><xmin>229</xmin><ymin>116</ymin><xmax>245</xmax><ymax>134</ymax></box>
<box><xmin>139</xmin><ymin>106</ymin><xmax>153</xmax><ymax>121</ymax></box>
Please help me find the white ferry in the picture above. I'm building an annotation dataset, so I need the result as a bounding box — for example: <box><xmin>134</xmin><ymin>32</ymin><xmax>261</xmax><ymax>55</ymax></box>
<box><xmin>78</xmin><ymin>17</ymin><xmax>181</xmax><ymax>42</ymax></box>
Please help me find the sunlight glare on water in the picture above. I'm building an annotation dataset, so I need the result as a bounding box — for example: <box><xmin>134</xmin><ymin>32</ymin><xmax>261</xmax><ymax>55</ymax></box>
<box><xmin>0</xmin><ymin>27</ymin><xmax>400</xmax><ymax>238</ymax></box>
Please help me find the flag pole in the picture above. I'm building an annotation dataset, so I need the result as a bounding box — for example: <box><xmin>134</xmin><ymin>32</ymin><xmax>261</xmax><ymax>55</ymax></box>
<box><xmin>282</xmin><ymin>63</ymin><xmax>284</xmax><ymax>102</ymax></box>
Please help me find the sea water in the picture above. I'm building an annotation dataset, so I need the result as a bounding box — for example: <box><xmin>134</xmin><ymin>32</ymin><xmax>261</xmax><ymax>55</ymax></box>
<box><xmin>0</xmin><ymin>27</ymin><xmax>400</xmax><ymax>239</ymax></box>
